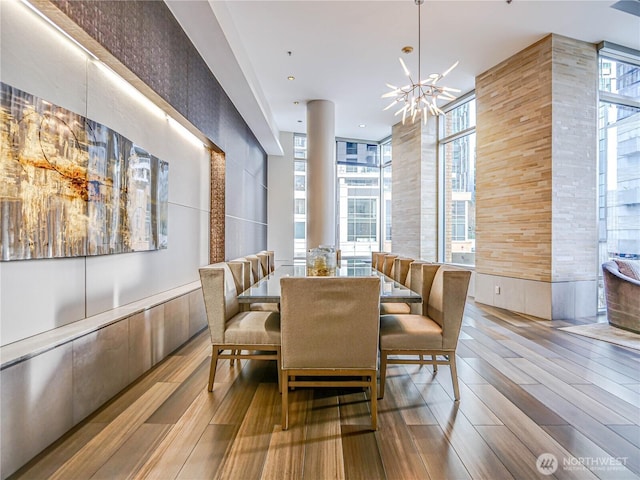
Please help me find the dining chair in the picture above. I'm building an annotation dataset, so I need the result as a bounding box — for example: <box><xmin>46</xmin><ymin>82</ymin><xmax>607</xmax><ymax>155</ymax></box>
<box><xmin>256</xmin><ymin>252</ymin><xmax>270</xmax><ymax>277</ymax></box>
<box><xmin>245</xmin><ymin>255</ymin><xmax>263</xmax><ymax>283</ymax></box>
<box><xmin>229</xmin><ymin>257</ymin><xmax>252</xmax><ymax>292</ymax></box>
<box><xmin>379</xmin><ymin>263</ymin><xmax>471</xmax><ymax>401</ymax></box>
<box><xmin>371</xmin><ymin>252</ymin><xmax>386</xmax><ymax>271</ymax></box>
<box><xmin>379</xmin><ymin>257</ymin><xmax>414</xmax><ymax>315</ymax></box>
<box><xmin>199</xmin><ymin>262</ymin><xmax>281</xmax><ymax>392</ymax></box>
<box><xmin>244</xmin><ymin>253</ymin><xmax>280</xmax><ymax>312</ymax></box>
<box><xmin>279</xmin><ymin>276</ymin><xmax>381</xmax><ymax>430</ymax></box>
<box><xmin>394</xmin><ymin>257</ymin><xmax>414</xmax><ymax>285</ymax></box>
<box><xmin>382</xmin><ymin>254</ymin><xmax>398</xmax><ymax>277</ymax></box>
<box><xmin>266</xmin><ymin>250</ymin><xmax>275</xmax><ymax>273</ymax></box>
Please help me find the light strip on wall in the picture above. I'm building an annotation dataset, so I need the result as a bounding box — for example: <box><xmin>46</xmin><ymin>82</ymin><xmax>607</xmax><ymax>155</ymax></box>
<box><xmin>19</xmin><ymin>0</ymin><xmax>207</xmax><ymax>149</ymax></box>
<box><xmin>167</xmin><ymin>116</ymin><xmax>206</xmax><ymax>149</ymax></box>
<box><xmin>19</xmin><ymin>0</ymin><xmax>98</xmax><ymax>60</ymax></box>
<box><xmin>93</xmin><ymin>60</ymin><xmax>166</xmax><ymax>120</ymax></box>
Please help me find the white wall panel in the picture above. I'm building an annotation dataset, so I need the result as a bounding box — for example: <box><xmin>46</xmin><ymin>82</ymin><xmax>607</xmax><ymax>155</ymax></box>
<box><xmin>1</xmin><ymin>343</ymin><xmax>73</xmax><ymax>476</ymax></box>
<box><xmin>85</xmin><ymin>203</ymin><xmax>205</xmax><ymax>316</ymax></box>
<box><xmin>0</xmin><ymin>259</ymin><xmax>86</xmax><ymax>346</ymax></box>
<box><xmin>0</xmin><ymin>1</ymin><xmax>210</xmax><ymax>340</ymax></box>
<box><xmin>0</xmin><ymin>0</ymin><xmax>87</xmax><ymax>116</ymax></box>
<box><xmin>267</xmin><ymin>132</ymin><xmax>294</xmax><ymax>266</ymax></box>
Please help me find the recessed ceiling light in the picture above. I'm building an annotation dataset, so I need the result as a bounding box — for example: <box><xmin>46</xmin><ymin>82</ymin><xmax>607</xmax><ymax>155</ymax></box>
<box><xmin>293</xmin><ymin>101</ymin><xmax>299</xmax><ymax>105</ymax></box>
<box><xmin>287</xmin><ymin>75</ymin><xmax>295</xmax><ymax>81</ymax></box>
<box><xmin>297</xmin><ymin>120</ymin><xmax>303</xmax><ymax>123</ymax></box>
<box><xmin>359</xmin><ymin>124</ymin><xmax>366</xmax><ymax>128</ymax></box>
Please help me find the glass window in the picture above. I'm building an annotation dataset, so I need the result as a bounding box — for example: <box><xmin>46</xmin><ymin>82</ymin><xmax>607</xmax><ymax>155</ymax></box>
<box><xmin>440</xmin><ymin>98</ymin><xmax>476</xmax><ymax>266</ymax></box>
<box><xmin>347</xmin><ymin>198</ymin><xmax>377</xmax><ymax>242</ymax></box>
<box><xmin>294</xmin><ymin>134</ymin><xmax>307</xmax><ymax>257</ymax></box>
<box><xmin>442</xmin><ymin>99</ymin><xmax>476</xmax><ymax>138</ymax></box>
<box><xmin>381</xmin><ymin>141</ymin><xmax>392</xmax><ymax>251</ymax></box>
<box><xmin>294</xmin><ymin>221</ymin><xmax>305</xmax><ymax>239</ymax></box>
<box><xmin>296</xmin><ymin>136</ymin><xmax>390</xmax><ymax>258</ymax></box>
<box><xmin>597</xmin><ymin>51</ymin><xmax>640</xmax><ymax>309</ymax></box>
<box><xmin>337</xmin><ymin>140</ymin><xmax>382</xmax><ymax>257</ymax></box>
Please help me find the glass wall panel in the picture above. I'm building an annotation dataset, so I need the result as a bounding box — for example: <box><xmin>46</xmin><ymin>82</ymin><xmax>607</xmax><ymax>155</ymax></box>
<box><xmin>598</xmin><ymin>53</ymin><xmax>640</xmax><ymax>308</ymax></box>
<box><xmin>293</xmin><ymin>134</ymin><xmax>307</xmax><ymax>257</ymax></box>
<box><xmin>381</xmin><ymin>139</ymin><xmax>392</xmax><ymax>252</ymax></box>
<box><xmin>440</xmin><ymin>98</ymin><xmax>476</xmax><ymax>266</ymax></box>
<box><xmin>293</xmin><ymin>135</ymin><xmax>391</xmax><ymax>259</ymax></box>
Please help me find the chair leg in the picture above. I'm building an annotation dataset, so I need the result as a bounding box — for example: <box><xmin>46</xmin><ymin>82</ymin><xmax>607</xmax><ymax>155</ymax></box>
<box><xmin>276</xmin><ymin>350</ymin><xmax>282</xmax><ymax>394</ymax></box>
<box><xmin>208</xmin><ymin>346</ymin><xmax>220</xmax><ymax>392</ymax></box>
<box><xmin>370</xmin><ymin>375</ymin><xmax>377</xmax><ymax>430</ymax></box>
<box><xmin>432</xmin><ymin>354</ymin><xmax>438</xmax><ymax>373</ymax></box>
<box><xmin>449</xmin><ymin>353</ymin><xmax>460</xmax><ymax>401</ymax></box>
<box><xmin>281</xmin><ymin>372</ymin><xmax>289</xmax><ymax>430</ymax></box>
<box><xmin>379</xmin><ymin>351</ymin><xmax>388</xmax><ymax>399</ymax></box>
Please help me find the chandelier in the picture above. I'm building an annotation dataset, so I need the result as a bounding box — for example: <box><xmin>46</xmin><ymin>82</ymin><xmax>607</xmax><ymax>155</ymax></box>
<box><xmin>382</xmin><ymin>0</ymin><xmax>460</xmax><ymax>124</ymax></box>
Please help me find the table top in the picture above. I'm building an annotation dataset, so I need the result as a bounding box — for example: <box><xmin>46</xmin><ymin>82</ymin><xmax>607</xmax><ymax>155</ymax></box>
<box><xmin>237</xmin><ymin>261</ymin><xmax>422</xmax><ymax>304</ymax></box>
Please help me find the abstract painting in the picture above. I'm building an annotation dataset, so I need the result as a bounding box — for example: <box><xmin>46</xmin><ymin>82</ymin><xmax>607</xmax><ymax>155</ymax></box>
<box><xmin>0</xmin><ymin>82</ymin><xmax>168</xmax><ymax>261</ymax></box>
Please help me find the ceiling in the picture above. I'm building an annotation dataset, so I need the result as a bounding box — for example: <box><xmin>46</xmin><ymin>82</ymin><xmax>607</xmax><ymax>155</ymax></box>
<box><xmin>166</xmin><ymin>1</ymin><xmax>640</xmax><ymax>155</ymax></box>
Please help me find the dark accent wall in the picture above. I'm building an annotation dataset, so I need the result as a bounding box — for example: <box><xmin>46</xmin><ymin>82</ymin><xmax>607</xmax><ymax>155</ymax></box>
<box><xmin>51</xmin><ymin>0</ymin><xmax>268</xmax><ymax>259</ymax></box>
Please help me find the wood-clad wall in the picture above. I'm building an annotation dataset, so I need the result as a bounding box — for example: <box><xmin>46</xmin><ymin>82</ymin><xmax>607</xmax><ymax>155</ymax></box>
<box><xmin>476</xmin><ymin>34</ymin><xmax>597</xmax><ymax>284</ymax></box>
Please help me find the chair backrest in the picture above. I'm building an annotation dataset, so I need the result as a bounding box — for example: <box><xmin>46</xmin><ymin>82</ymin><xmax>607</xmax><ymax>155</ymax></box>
<box><xmin>372</xmin><ymin>252</ymin><xmax>386</xmax><ymax>271</ymax></box>
<box><xmin>393</xmin><ymin>257</ymin><xmax>414</xmax><ymax>286</ymax></box>
<box><xmin>266</xmin><ymin>250</ymin><xmax>275</xmax><ymax>272</ymax></box>
<box><xmin>423</xmin><ymin>264</ymin><xmax>471</xmax><ymax>350</ymax></box>
<box><xmin>245</xmin><ymin>255</ymin><xmax>263</xmax><ymax>283</ymax></box>
<box><xmin>256</xmin><ymin>252</ymin><xmax>269</xmax><ymax>277</ymax></box>
<box><xmin>230</xmin><ymin>257</ymin><xmax>252</xmax><ymax>291</ymax></box>
<box><xmin>382</xmin><ymin>254</ymin><xmax>398</xmax><ymax>277</ymax></box>
<box><xmin>199</xmin><ymin>262</ymin><xmax>240</xmax><ymax>344</ymax></box>
<box><xmin>280</xmin><ymin>277</ymin><xmax>381</xmax><ymax>370</ymax></box>
<box><xmin>226</xmin><ymin>261</ymin><xmax>245</xmax><ymax>295</ymax></box>
<box><xmin>408</xmin><ymin>261</ymin><xmax>436</xmax><ymax>314</ymax></box>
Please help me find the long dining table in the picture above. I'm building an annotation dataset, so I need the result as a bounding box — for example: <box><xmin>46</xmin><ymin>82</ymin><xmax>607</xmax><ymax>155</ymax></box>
<box><xmin>237</xmin><ymin>259</ymin><xmax>422</xmax><ymax>305</ymax></box>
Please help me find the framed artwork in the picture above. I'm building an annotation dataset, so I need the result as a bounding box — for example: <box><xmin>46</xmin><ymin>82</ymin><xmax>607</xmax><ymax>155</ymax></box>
<box><xmin>0</xmin><ymin>82</ymin><xmax>168</xmax><ymax>261</ymax></box>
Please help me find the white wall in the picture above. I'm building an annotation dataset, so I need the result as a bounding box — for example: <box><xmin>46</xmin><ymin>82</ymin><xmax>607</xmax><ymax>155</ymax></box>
<box><xmin>267</xmin><ymin>131</ymin><xmax>294</xmax><ymax>266</ymax></box>
<box><xmin>0</xmin><ymin>0</ymin><xmax>210</xmax><ymax>346</ymax></box>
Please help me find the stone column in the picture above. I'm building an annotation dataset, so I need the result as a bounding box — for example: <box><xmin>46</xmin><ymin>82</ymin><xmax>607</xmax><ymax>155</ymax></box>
<box><xmin>306</xmin><ymin>100</ymin><xmax>336</xmax><ymax>249</ymax></box>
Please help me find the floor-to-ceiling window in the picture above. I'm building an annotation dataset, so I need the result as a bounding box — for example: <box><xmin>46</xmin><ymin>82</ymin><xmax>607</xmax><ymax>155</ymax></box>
<box><xmin>439</xmin><ymin>95</ymin><xmax>476</xmax><ymax>266</ymax></box>
<box><xmin>381</xmin><ymin>139</ymin><xmax>392</xmax><ymax>252</ymax></box>
<box><xmin>293</xmin><ymin>135</ymin><xmax>391</xmax><ymax>259</ymax></box>
<box><xmin>293</xmin><ymin>133</ymin><xmax>307</xmax><ymax>257</ymax></box>
<box><xmin>597</xmin><ymin>45</ymin><xmax>640</xmax><ymax>309</ymax></box>
<box><xmin>336</xmin><ymin>140</ymin><xmax>381</xmax><ymax>258</ymax></box>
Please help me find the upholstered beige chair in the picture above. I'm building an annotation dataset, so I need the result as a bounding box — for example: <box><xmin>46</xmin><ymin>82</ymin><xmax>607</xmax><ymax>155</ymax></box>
<box><xmin>245</xmin><ymin>255</ymin><xmax>263</xmax><ymax>283</ymax></box>
<box><xmin>382</xmin><ymin>254</ymin><xmax>398</xmax><ymax>277</ymax></box>
<box><xmin>394</xmin><ymin>257</ymin><xmax>414</xmax><ymax>285</ymax></box>
<box><xmin>256</xmin><ymin>252</ymin><xmax>270</xmax><ymax>277</ymax></box>
<box><xmin>379</xmin><ymin>257</ymin><xmax>414</xmax><ymax>315</ymax></box>
<box><xmin>279</xmin><ymin>276</ymin><xmax>381</xmax><ymax>430</ymax></box>
<box><xmin>379</xmin><ymin>263</ymin><xmax>471</xmax><ymax>401</ymax></box>
<box><xmin>243</xmin><ymin>254</ymin><xmax>279</xmax><ymax>313</ymax></box>
<box><xmin>229</xmin><ymin>257</ymin><xmax>252</xmax><ymax>292</ymax></box>
<box><xmin>372</xmin><ymin>252</ymin><xmax>386</xmax><ymax>272</ymax></box>
<box><xmin>199</xmin><ymin>262</ymin><xmax>281</xmax><ymax>391</ymax></box>
<box><xmin>266</xmin><ymin>250</ymin><xmax>275</xmax><ymax>273</ymax></box>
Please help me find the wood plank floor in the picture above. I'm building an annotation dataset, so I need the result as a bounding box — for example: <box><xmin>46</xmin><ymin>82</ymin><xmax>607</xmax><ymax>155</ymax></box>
<box><xmin>11</xmin><ymin>300</ymin><xmax>640</xmax><ymax>480</ymax></box>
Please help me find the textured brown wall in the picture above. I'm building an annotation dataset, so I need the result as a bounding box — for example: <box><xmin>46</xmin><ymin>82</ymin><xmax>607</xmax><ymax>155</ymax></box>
<box><xmin>476</xmin><ymin>34</ymin><xmax>597</xmax><ymax>282</ymax></box>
